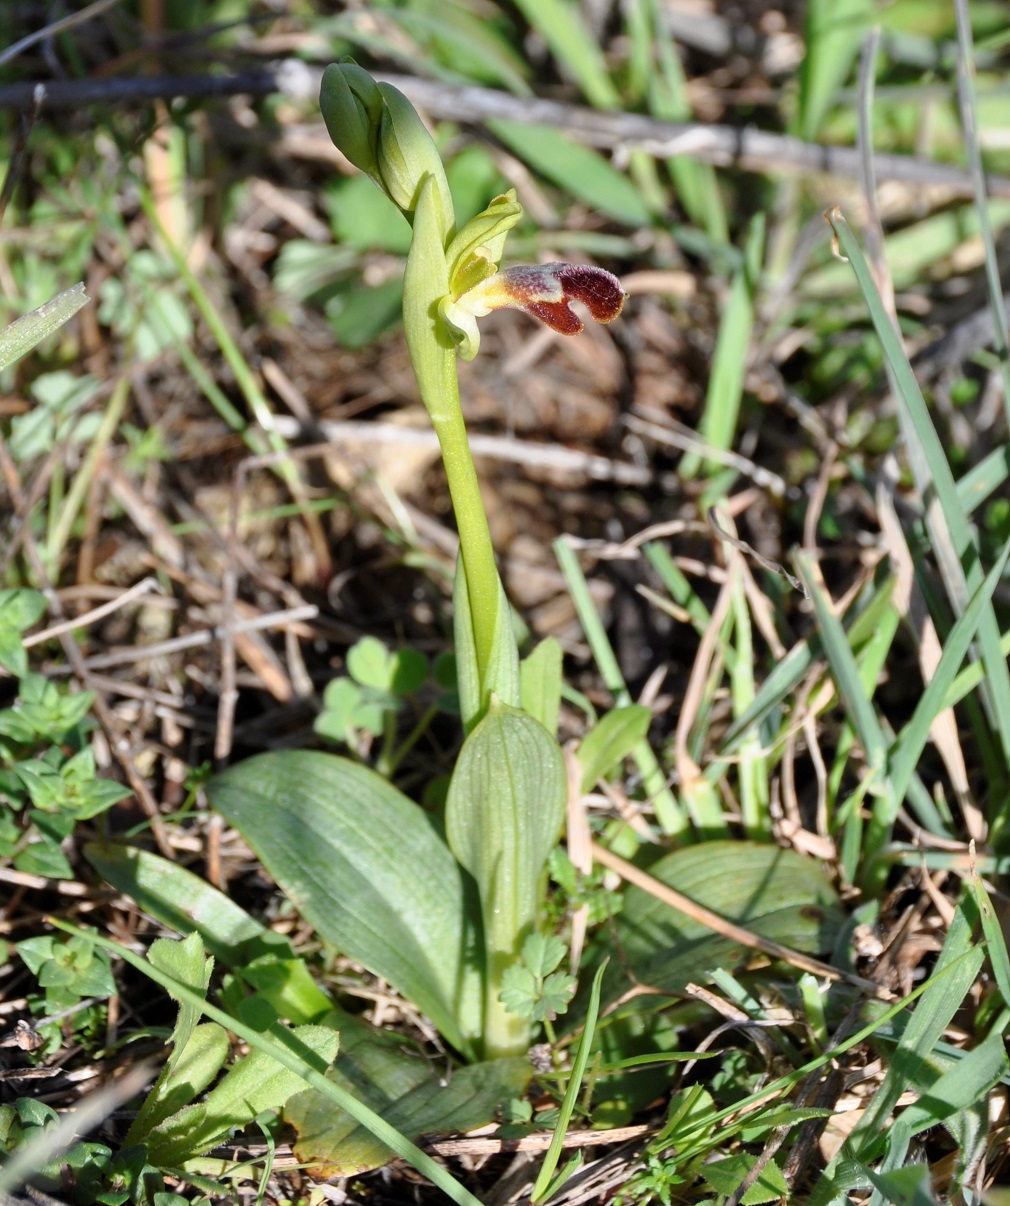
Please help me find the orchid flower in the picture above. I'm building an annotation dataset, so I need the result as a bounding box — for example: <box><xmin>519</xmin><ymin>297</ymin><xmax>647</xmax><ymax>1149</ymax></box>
<box><xmin>321</xmin><ymin>62</ymin><xmax>627</xmax><ymax>710</ymax></box>
<box><xmin>438</xmin><ymin>190</ymin><xmax>626</xmax><ymax>361</ymax></box>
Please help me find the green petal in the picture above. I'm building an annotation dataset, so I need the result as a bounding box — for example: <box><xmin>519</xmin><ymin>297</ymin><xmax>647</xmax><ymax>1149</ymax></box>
<box><xmin>445</xmin><ymin>190</ymin><xmax>523</xmax><ymax>297</ymax></box>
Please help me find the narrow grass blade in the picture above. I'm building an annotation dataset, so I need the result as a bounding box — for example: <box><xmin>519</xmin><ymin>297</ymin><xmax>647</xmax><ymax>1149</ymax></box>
<box><xmin>794</xmin><ymin>0</ymin><xmax>874</xmax><ymax>140</ymax></box>
<box><xmin>49</xmin><ymin>920</ymin><xmax>485</xmax><ymax>1206</ymax></box>
<box><xmin>828</xmin><ymin>210</ymin><xmax>1010</xmax><ymax>781</ymax></box>
<box><xmin>873</xmin><ymin>1017</ymin><xmax>1008</xmax><ymax>1189</ymax></box>
<box><xmin>642</xmin><ymin>0</ymin><xmax>727</xmax><ymax>243</ymax></box>
<box><xmin>531</xmin><ymin>960</ymin><xmax>608</xmax><ymax>1203</ymax></box>
<box><xmin>672</xmin><ymin>952</ymin><xmax>971</xmax><ymax>1165</ymax></box>
<box><xmin>889</xmin><ymin>537</ymin><xmax>1010</xmax><ymax>807</ymax></box>
<box><xmin>0</xmin><ymin>282</ymin><xmax>89</xmax><ymax>372</ymax></box>
<box><xmin>794</xmin><ymin>553</ymin><xmax>890</xmax><ymax>780</ymax></box>
<box><xmin>720</xmin><ymin>636</ymin><xmax>813</xmax><ymax>753</ymax></box>
<box><xmin>680</xmin><ymin>215</ymin><xmax>764</xmax><ymax>481</ymax></box>
<box><xmin>554</xmin><ymin>536</ymin><xmax>684</xmax><ymax>835</ymax></box>
<box><xmin>795</xmin><ymin>553</ymin><xmax>910</xmax><ymax>890</ymax></box>
<box><xmin>729</xmin><ymin>572</ymin><xmax>770</xmax><ymax>839</ymax></box>
<box><xmin>46</xmin><ymin>374</ymin><xmax>131</xmax><ymax>572</ymax></box>
<box><xmin>956</xmin><ymin>444</ymin><xmax>1010</xmax><ymax>515</ymax></box>
<box><xmin>511</xmin><ymin>0</ymin><xmax>620</xmax><ymax>109</ymax></box>
<box><xmin>952</xmin><ymin>0</ymin><xmax>1010</xmax><ymax>427</ymax></box>
<box><xmin>968</xmin><ymin>863</ymin><xmax>1010</xmax><ymax>1011</ymax></box>
<box><xmin>845</xmin><ymin>893</ymin><xmax>984</xmax><ymax>1163</ymax></box>
<box><xmin>644</xmin><ymin>542</ymin><xmax>714</xmax><ymax>638</ymax></box>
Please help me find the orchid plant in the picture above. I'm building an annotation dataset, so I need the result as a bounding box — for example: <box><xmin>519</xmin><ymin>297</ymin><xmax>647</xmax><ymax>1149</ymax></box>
<box><xmin>320</xmin><ymin>62</ymin><xmax>624</xmax><ymax>719</ymax></box>
<box><xmin>206</xmin><ymin>63</ymin><xmax>625</xmax><ymax>1063</ymax></box>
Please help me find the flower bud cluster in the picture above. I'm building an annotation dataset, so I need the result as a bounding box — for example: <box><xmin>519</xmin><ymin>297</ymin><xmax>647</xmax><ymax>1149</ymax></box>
<box><xmin>320</xmin><ymin>62</ymin><xmax>454</xmax><ymax>242</ymax></box>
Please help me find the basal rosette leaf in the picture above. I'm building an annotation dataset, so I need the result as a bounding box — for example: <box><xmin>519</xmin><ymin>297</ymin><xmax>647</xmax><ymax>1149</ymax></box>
<box><xmin>207</xmin><ymin>750</ymin><xmax>483</xmax><ymax>1057</ymax></box>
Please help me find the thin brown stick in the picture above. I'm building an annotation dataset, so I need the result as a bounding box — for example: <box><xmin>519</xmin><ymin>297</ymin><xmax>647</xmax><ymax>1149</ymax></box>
<box><xmin>427</xmin><ymin>1123</ymin><xmax>651</xmax><ymax>1157</ymax></box>
<box><xmin>0</xmin><ymin>68</ymin><xmax>1006</xmax><ymax>198</ymax></box>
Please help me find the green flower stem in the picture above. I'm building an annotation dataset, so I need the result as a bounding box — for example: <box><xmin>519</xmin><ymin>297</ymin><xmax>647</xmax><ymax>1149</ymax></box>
<box><xmin>403</xmin><ymin>175</ymin><xmax>500</xmax><ymax>691</ymax></box>
<box><xmin>433</xmin><ymin>400</ymin><xmax>499</xmax><ymax>675</ymax></box>
<box><xmin>485</xmin><ymin>941</ymin><xmax>531</xmax><ymax>1057</ymax></box>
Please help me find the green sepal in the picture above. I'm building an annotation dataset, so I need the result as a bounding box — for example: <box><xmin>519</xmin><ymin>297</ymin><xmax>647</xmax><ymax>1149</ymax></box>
<box><xmin>444</xmin><ymin>189</ymin><xmax>522</xmax><ymax>296</ymax></box>
<box><xmin>377</xmin><ymin>82</ymin><xmax>454</xmax><ymax>237</ymax></box>
<box><xmin>402</xmin><ymin>174</ymin><xmax>454</xmax><ymax>420</ymax></box>
<box><xmin>319</xmin><ymin>63</ymin><xmax>384</xmax><ymax>182</ymax></box>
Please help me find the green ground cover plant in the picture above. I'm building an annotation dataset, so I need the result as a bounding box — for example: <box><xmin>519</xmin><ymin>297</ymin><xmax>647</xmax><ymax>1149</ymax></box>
<box><xmin>3</xmin><ymin>2</ymin><xmax>1010</xmax><ymax>1203</ymax></box>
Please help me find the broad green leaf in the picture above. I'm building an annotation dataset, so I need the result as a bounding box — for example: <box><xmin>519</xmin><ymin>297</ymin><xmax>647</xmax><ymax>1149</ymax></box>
<box><xmin>85</xmin><ymin>842</ymin><xmax>332</xmax><ymax>1023</ymax></box>
<box><xmin>577</xmin><ymin>705</ymin><xmax>652</xmax><ymax>793</ymax></box>
<box><xmin>0</xmin><ymin>627</ymin><xmax>28</xmax><ymax>678</ymax></box>
<box><xmin>326</xmin><ymin>277</ymin><xmax>403</xmax><ymax>348</ymax></box>
<box><xmin>347</xmin><ymin>636</ymin><xmax>426</xmax><ymax>694</ymax></box>
<box><xmin>125</xmin><ymin>934</ymin><xmax>221</xmax><ymax>1147</ymax></box>
<box><xmin>288</xmin><ymin>1054</ymin><xmax>530</xmax><ymax>1176</ymax></box>
<box><xmin>45</xmin><ymin>921</ymin><xmax>484</xmax><ymax>1206</ymax></box>
<box><xmin>128</xmin><ymin>1023</ymin><xmax>230</xmax><ymax>1146</ymax></box>
<box><xmin>0</xmin><ymin>589</ymin><xmax>46</xmax><ymax>631</ymax></box>
<box><xmin>487</xmin><ymin>120</ymin><xmax>652</xmax><ymax>228</ymax></box>
<box><xmin>149</xmin><ymin>933</ymin><xmax>213</xmax><ymax>1072</ymax></box>
<box><xmin>15</xmin><ymin>838</ymin><xmax>73</xmax><ymax>880</ymax></box>
<box><xmin>520</xmin><ymin>637</ymin><xmax>563</xmax><ymax>735</ymax></box>
<box><xmin>701</xmin><ymin>1153</ymin><xmax>788</xmax><ymax>1204</ymax></box>
<box><xmin>85</xmin><ymin>843</ymin><xmax>499</xmax><ymax>1178</ymax></box>
<box><xmin>603</xmin><ymin>842</ymin><xmax>843</xmax><ymax>1002</ymax></box>
<box><xmin>445</xmin><ymin>700</ymin><xmax>566</xmax><ymax>1056</ymax></box>
<box><xmin>864</xmin><ymin>1165</ymin><xmax>935</xmax><ymax>1206</ymax></box>
<box><xmin>324</xmin><ymin>174</ymin><xmax>411</xmax><ymax>253</ymax></box>
<box><xmin>144</xmin><ymin>1024</ymin><xmax>340</xmax><ymax>1166</ymax></box>
<box><xmin>206</xmin><ymin>751</ymin><xmax>480</xmax><ymax>1056</ymax></box>
<box><xmin>387</xmin><ymin>5</ymin><xmax>531</xmax><ymax>95</ymax></box>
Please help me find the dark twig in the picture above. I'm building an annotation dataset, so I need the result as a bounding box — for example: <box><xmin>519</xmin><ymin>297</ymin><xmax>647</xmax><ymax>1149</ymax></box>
<box><xmin>0</xmin><ymin>0</ymin><xmax>124</xmax><ymax>69</ymax></box>
<box><xmin>0</xmin><ymin>67</ymin><xmax>1007</xmax><ymax>198</ymax></box>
